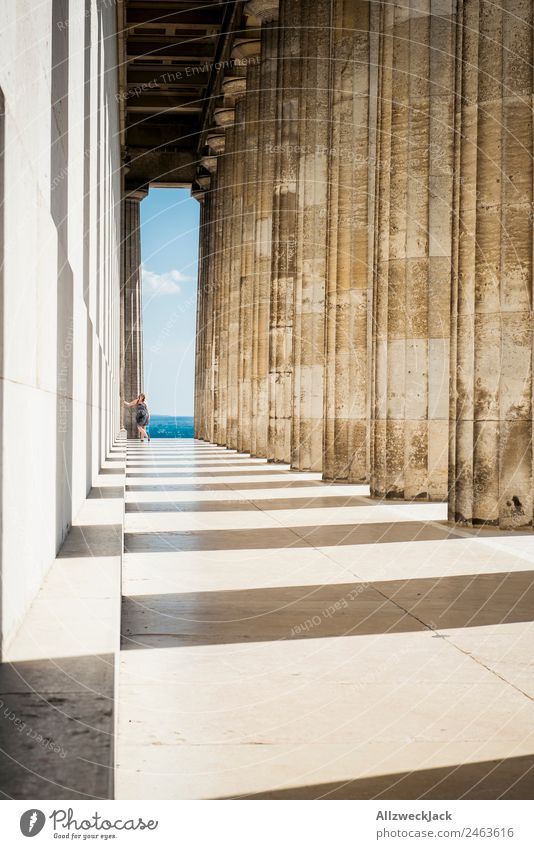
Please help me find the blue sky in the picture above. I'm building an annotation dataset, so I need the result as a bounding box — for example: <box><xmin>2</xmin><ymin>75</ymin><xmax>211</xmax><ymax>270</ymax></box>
<box><xmin>140</xmin><ymin>188</ymin><xmax>200</xmax><ymax>415</ymax></box>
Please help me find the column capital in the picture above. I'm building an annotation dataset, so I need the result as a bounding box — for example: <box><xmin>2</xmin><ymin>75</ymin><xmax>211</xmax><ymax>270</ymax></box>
<box><xmin>200</xmin><ymin>155</ymin><xmax>218</xmax><ymax>173</ymax></box>
<box><xmin>206</xmin><ymin>133</ymin><xmax>226</xmax><ymax>154</ymax></box>
<box><xmin>223</xmin><ymin>76</ymin><xmax>247</xmax><ymax>104</ymax></box>
<box><xmin>214</xmin><ymin>106</ymin><xmax>235</xmax><ymax>127</ymax></box>
<box><xmin>244</xmin><ymin>0</ymin><xmax>279</xmax><ymax>23</ymax></box>
<box><xmin>231</xmin><ymin>38</ymin><xmax>261</xmax><ymax>62</ymax></box>
<box><xmin>125</xmin><ymin>188</ymin><xmax>148</xmax><ymax>203</ymax></box>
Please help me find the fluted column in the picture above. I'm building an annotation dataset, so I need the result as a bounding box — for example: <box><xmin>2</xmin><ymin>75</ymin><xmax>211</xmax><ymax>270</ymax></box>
<box><xmin>449</xmin><ymin>0</ymin><xmax>534</xmax><ymax>528</ymax></box>
<box><xmin>370</xmin><ymin>0</ymin><xmax>455</xmax><ymax>500</ymax></box>
<box><xmin>247</xmin><ymin>0</ymin><xmax>280</xmax><ymax>458</ymax></box>
<box><xmin>121</xmin><ymin>189</ymin><xmax>146</xmax><ymax>438</ymax></box>
<box><xmin>237</xmin><ymin>61</ymin><xmax>261</xmax><ymax>454</ymax></box>
<box><xmin>201</xmin><ymin>156</ymin><xmax>218</xmax><ymax>443</ymax></box>
<box><xmin>194</xmin><ymin>192</ymin><xmax>206</xmax><ymax>438</ymax></box>
<box><xmin>214</xmin><ymin>108</ymin><xmax>236</xmax><ymax>446</ymax></box>
<box><xmin>193</xmin><ymin>171</ymin><xmax>216</xmax><ymax>442</ymax></box>
<box><xmin>291</xmin><ymin>0</ymin><xmax>330</xmax><ymax>472</ymax></box>
<box><xmin>323</xmin><ymin>0</ymin><xmax>372</xmax><ymax>482</ymax></box>
<box><xmin>268</xmin><ymin>0</ymin><xmax>301</xmax><ymax>463</ymax></box>
<box><xmin>225</xmin><ymin>89</ymin><xmax>245</xmax><ymax>450</ymax></box>
<box><xmin>207</xmin><ymin>132</ymin><xmax>227</xmax><ymax>446</ymax></box>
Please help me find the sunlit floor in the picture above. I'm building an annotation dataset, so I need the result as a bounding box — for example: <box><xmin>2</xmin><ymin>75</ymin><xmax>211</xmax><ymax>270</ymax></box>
<box><xmin>116</xmin><ymin>439</ymin><xmax>534</xmax><ymax>799</ymax></box>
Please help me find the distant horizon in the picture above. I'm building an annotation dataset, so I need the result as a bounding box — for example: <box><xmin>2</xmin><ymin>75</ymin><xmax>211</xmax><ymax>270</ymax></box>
<box><xmin>149</xmin><ymin>413</ymin><xmax>194</xmax><ymax>419</ymax></box>
<box><xmin>146</xmin><ymin>412</ymin><xmax>195</xmax><ymax>438</ymax></box>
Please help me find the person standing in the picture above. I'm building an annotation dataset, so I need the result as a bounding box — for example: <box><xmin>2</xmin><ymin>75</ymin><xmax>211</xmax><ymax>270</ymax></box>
<box><xmin>124</xmin><ymin>393</ymin><xmax>150</xmax><ymax>442</ymax></box>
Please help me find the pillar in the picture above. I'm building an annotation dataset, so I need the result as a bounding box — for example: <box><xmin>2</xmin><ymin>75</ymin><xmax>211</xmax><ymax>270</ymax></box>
<box><xmin>213</xmin><ymin>108</ymin><xmax>235</xmax><ymax>446</ymax></box>
<box><xmin>236</xmin><ymin>58</ymin><xmax>261</xmax><ymax>454</ymax></box>
<box><xmin>370</xmin><ymin>0</ymin><xmax>455</xmax><ymax>500</ymax></box>
<box><xmin>207</xmin><ymin>131</ymin><xmax>227</xmax><ymax>445</ymax></box>
<box><xmin>291</xmin><ymin>0</ymin><xmax>330</xmax><ymax>472</ymax></box>
<box><xmin>193</xmin><ymin>192</ymin><xmax>205</xmax><ymax>438</ymax></box>
<box><xmin>121</xmin><ymin>189</ymin><xmax>146</xmax><ymax>438</ymax></box>
<box><xmin>268</xmin><ymin>0</ymin><xmax>301</xmax><ymax>463</ymax></box>
<box><xmin>224</xmin><ymin>82</ymin><xmax>245</xmax><ymax>450</ymax></box>
<box><xmin>449</xmin><ymin>0</ymin><xmax>534</xmax><ymax>528</ymax></box>
<box><xmin>246</xmin><ymin>0</ymin><xmax>280</xmax><ymax>458</ymax></box>
<box><xmin>323</xmin><ymin>0</ymin><xmax>373</xmax><ymax>482</ymax></box>
<box><xmin>200</xmin><ymin>156</ymin><xmax>218</xmax><ymax>443</ymax></box>
<box><xmin>193</xmin><ymin>180</ymin><xmax>212</xmax><ymax>441</ymax></box>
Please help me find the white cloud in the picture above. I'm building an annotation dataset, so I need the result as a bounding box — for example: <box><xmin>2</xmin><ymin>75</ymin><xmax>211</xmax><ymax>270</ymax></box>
<box><xmin>142</xmin><ymin>264</ymin><xmax>192</xmax><ymax>295</ymax></box>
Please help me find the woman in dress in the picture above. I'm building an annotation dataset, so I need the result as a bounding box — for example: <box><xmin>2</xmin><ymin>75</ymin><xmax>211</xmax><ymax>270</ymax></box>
<box><xmin>124</xmin><ymin>393</ymin><xmax>150</xmax><ymax>442</ymax></box>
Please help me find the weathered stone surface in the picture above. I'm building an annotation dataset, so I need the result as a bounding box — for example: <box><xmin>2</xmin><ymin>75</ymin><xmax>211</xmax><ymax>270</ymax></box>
<box><xmin>194</xmin><ymin>0</ymin><xmax>533</xmax><ymax>532</ymax></box>
<box><xmin>227</xmin><ymin>104</ymin><xmax>245</xmax><ymax>450</ymax></box>
<box><xmin>268</xmin><ymin>0</ymin><xmax>301</xmax><ymax>463</ymax></box>
<box><xmin>370</xmin><ymin>0</ymin><xmax>455</xmax><ymax>501</ymax></box>
<box><xmin>251</xmin><ymin>22</ymin><xmax>279</xmax><ymax>457</ymax></box>
<box><xmin>323</xmin><ymin>0</ymin><xmax>373</xmax><ymax>483</ymax></box>
<box><xmin>449</xmin><ymin>0</ymin><xmax>534</xmax><ymax>528</ymax></box>
<box><xmin>238</xmin><ymin>64</ymin><xmax>261</xmax><ymax>454</ymax></box>
<box><xmin>291</xmin><ymin>0</ymin><xmax>330</xmax><ymax>473</ymax></box>
<box><xmin>244</xmin><ymin>0</ymin><xmax>279</xmax><ymax>22</ymax></box>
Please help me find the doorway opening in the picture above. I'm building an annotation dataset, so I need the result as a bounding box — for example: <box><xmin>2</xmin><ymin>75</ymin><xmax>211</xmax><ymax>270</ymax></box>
<box><xmin>140</xmin><ymin>187</ymin><xmax>200</xmax><ymax>438</ymax></box>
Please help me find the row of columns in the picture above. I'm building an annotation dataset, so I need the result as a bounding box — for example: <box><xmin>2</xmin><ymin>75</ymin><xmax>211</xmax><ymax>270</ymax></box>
<box><xmin>193</xmin><ymin>0</ymin><xmax>534</xmax><ymax>530</ymax></box>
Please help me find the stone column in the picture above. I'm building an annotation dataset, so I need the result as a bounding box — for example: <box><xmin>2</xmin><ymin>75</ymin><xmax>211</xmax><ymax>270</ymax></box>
<box><xmin>206</xmin><ymin>133</ymin><xmax>226</xmax><ymax>446</ymax></box>
<box><xmin>370</xmin><ymin>0</ymin><xmax>455</xmax><ymax>500</ymax></box>
<box><xmin>268</xmin><ymin>0</ymin><xmax>301</xmax><ymax>463</ymax></box>
<box><xmin>246</xmin><ymin>0</ymin><xmax>280</xmax><ymax>458</ymax></box>
<box><xmin>323</xmin><ymin>0</ymin><xmax>372</xmax><ymax>482</ymax></box>
<box><xmin>236</xmin><ymin>59</ymin><xmax>261</xmax><ymax>454</ymax></box>
<box><xmin>193</xmin><ymin>177</ymin><xmax>214</xmax><ymax>442</ymax></box>
<box><xmin>223</xmin><ymin>80</ymin><xmax>245</xmax><ymax>450</ymax></box>
<box><xmin>121</xmin><ymin>189</ymin><xmax>146</xmax><ymax>438</ymax></box>
<box><xmin>222</xmin><ymin>43</ymin><xmax>261</xmax><ymax>458</ymax></box>
<box><xmin>193</xmin><ymin>191</ymin><xmax>206</xmax><ymax>439</ymax></box>
<box><xmin>291</xmin><ymin>0</ymin><xmax>330</xmax><ymax>472</ymax></box>
<box><xmin>449</xmin><ymin>0</ymin><xmax>534</xmax><ymax>528</ymax></box>
<box><xmin>213</xmin><ymin>108</ymin><xmax>236</xmax><ymax>446</ymax></box>
<box><xmin>200</xmin><ymin>155</ymin><xmax>218</xmax><ymax>443</ymax></box>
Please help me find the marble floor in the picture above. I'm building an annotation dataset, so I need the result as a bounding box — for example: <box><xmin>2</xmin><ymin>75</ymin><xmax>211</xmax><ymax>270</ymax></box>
<box><xmin>0</xmin><ymin>447</ymin><xmax>125</xmax><ymax>800</ymax></box>
<box><xmin>116</xmin><ymin>439</ymin><xmax>534</xmax><ymax>799</ymax></box>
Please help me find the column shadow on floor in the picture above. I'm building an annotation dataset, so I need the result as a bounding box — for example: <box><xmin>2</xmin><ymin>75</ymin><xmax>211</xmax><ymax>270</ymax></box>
<box><xmin>123</xmin><ymin>520</ymin><xmax>534</xmax><ymax>553</ymax></box>
<box><xmin>126</xmin><ymin>460</ymin><xmax>267</xmax><ymax>467</ymax></box>
<box><xmin>57</xmin><ymin>525</ymin><xmax>122</xmax><ymax>558</ymax></box>
<box><xmin>0</xmin><ymin>654</ymin><xmax>114</xmax><ymax>800</ymax></box>
<box><xmin>218</xmin><ymin>753</ymin><xmax>534</xmax><ymax>799</ymax></box>
<box><xmin>120</xmin><ymin>569</ymin><xmax>534</xmax><ymax>649</ymax></box>
<box><xmin>125</xmin><ymin>470</ymin><xmax>297</xmax><ymax>478</ymax></box>
<box><xmin>124</xmin><ymin>496</ymin><xmax>372</xmax><ymax>513</ymax></box>
<box><xmin>126</xmin><ymin>481</ymin><xmax>326</xmax><ymax>492</ymax></box>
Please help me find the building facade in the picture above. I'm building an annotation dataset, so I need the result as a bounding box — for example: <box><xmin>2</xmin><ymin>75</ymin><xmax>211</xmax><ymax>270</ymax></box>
<box><xmin>0</xmin><ymin>0</ymin><xmax>122</xmax><ymax>650</ymax></box>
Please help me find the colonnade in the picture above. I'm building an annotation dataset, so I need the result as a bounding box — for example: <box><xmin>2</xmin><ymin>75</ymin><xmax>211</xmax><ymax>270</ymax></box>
<box><xmin>193</xmin><ymin>0</ymin><xmax>534</xmax><ymax>530</ymax></box>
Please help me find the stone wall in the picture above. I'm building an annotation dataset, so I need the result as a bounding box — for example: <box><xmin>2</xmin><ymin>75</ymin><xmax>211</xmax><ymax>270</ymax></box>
<box><xmin>0</xmin><ymin>0</ymin><xmax>122</xmax><ymax>651</ymax></box>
